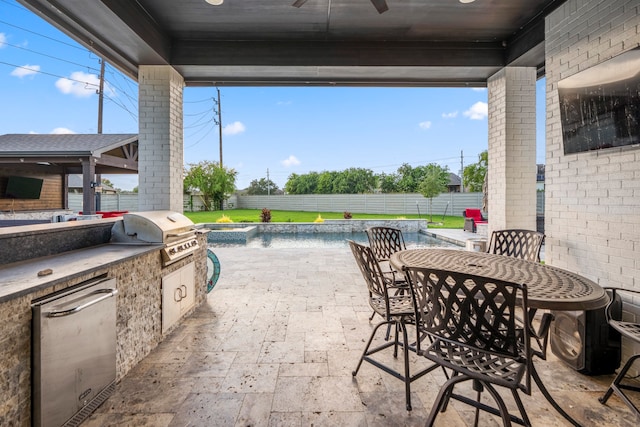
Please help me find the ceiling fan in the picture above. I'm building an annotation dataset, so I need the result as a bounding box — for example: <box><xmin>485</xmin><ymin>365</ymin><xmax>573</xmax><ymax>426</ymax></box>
<box><xmin>292</xmin><ymin>0</ymin><xmax>389</xmax><ymax>14</ymax></box>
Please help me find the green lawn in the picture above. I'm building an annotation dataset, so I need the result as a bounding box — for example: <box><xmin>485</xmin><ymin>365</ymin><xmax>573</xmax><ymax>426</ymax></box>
<box><xmin>184</xmin><ymin>209</ymin><xmax>464</xmax><ymax>229</ymax></box>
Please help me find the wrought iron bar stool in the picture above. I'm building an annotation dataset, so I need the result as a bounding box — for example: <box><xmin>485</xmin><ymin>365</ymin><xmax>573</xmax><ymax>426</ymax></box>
<box><xmin>599</xmin><ymin>287</ymin><xmax>640</xmax><ymax>419</ymax></box>
<box><xmin>487</xmin><ymin>229</ymin><xmax>545</xmax><ymax>263</ymax></box>
<box><xmin>404</xmin><ymin>267</ymin><xmax>534</xmax><ymax>426</ymax></box>
<box><xmin>348</xmin><ymin>240</ymin><xmax>438</xmax><ymax>411</ymax></box>
<box><xmin>365</xmin><ymin>226</ymin><xmax>409</xmax><ymax>322</ymax></box>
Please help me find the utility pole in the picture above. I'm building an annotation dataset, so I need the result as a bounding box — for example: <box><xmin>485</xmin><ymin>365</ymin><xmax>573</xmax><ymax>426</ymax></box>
<box><xmin>267</xmin><ymin>168</ymin><xmax>270</xmax><ymax>195</ymax></box>
<box><xmin>94</xmin><ymin>58</ymin><xmax>106</xmax><ymax>213</ymax></box>
<box><xmin>460</xmin><ymin>150</ymin><xmax>464</xmax><ymax>192</ymax></box>
<box><xmin>97</xmin><ymin>59</ymin><xmax>105</xmax><ymax>134</ymax></box>
<box><xmin>215</xmin><ymin>87</ymin><xmax>223</xmax><ymax>168</ymax></box>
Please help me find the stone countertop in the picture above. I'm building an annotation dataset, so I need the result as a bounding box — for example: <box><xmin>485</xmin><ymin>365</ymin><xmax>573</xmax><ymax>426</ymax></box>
<box><xmin>0</xmin><ymin>243</ymin><xmax>162</xmax><ymax>303</ymax></box>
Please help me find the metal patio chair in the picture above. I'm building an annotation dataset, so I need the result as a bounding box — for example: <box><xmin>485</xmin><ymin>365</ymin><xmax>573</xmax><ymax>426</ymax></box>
<box><xmin>487</xmin><ymin>229</ymin><xmax>545</xmax><ymax>263</ymax></box>
<box><xmin>365</xmin><ymin>227</ymin><xmax>409</xmax><ymax>296</ymax></box>
<box><xmin>599</xmin><ymin>287</ymin><xmax>640</xmax><ymax>418</ymax></box>
<box><xmin>404</xmin><ymin>267</ymin><xmax>534</xmax><ymax>426</ymax></box>
<box><xmin>366</xmin><ymin>226</ymin><xmax>410</xmax><ymax>339</ymax></box>
<box><xmin>348</xmin><ymin>240</ymin><xmax>438</xmax><ymax>411</ymax></box>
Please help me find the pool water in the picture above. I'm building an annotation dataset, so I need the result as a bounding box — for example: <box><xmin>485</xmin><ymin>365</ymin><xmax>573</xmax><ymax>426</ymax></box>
<box><xmin>208</xmin><ymin>231</ymin><xmax>456</xmax><ymax>249</ymax></box>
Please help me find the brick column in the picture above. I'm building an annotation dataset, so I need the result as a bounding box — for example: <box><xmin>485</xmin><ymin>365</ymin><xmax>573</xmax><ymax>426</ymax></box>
<box><xmin>487</xmin><ymin>67</ymin><xmax>537</xmax><ymax>234</ymax></box>
<box><xmin>138</xmin><ymin>66</ymin><xmax>184</xmax><ymax>212</ymax></box>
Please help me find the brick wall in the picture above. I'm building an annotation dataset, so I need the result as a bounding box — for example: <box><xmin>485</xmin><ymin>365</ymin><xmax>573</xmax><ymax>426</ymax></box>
<box><xmin>487</xmin><ymin>67</ymin><xmax>538</xmax><ymax>233</ymax></box>
<box><xmin>545</xmin><ymin>0</ymin><xmax>640</xmax><ymax>286</ymax></box>
<box><xmin>545</xmin><ymin>0</ymin><xmax>640</xmax><ymax>365</ymax></box>
<box><xmin>138</xmin><ymin>66</ymin><xmax>185</xmax><ymax>212</ymax></box>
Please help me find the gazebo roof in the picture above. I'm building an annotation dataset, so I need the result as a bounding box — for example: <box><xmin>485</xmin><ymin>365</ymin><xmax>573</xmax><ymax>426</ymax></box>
<box><xmin>0</xmin><ymin>134</ymin><xmax>138</xmax><ymax>174</ymax></box>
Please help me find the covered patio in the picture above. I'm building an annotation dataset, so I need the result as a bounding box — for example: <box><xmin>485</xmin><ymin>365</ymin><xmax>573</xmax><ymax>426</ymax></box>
<box><xmin>9</xmin><ymin>0</ymin><xmax>640</xmax><ymax>425</ymax></box>
<box><xmin>84</xmin><ymin>245</ymin><xmax>638</xmax><ymax>426</ymax></box>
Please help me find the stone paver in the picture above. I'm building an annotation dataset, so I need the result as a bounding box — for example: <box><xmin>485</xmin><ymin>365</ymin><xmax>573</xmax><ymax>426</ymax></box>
<box><xmin>88</xmin><ymin>247</ymin><xmax>636</xmax><ymax>426</ymax></box>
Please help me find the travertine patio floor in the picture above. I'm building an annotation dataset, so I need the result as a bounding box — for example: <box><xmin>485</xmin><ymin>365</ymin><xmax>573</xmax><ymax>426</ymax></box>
<box><xmin>85</xmin><ymin>246</ymin><xmax>638</xmax><ymax>426</ymax></box>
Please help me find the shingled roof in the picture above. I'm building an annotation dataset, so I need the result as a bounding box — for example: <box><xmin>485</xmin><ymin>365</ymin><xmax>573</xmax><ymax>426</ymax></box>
<box><xmin>0</xmin><ymin>134</ymin><xmax>137</xmax><ymax>157</ymax></box>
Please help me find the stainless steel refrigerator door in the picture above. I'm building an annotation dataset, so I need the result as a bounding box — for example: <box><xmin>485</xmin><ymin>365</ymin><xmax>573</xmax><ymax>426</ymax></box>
<box><xmin>32</xmin><ymin>278</ymin><xmax>117</xmax><ymax>427</ymax></box>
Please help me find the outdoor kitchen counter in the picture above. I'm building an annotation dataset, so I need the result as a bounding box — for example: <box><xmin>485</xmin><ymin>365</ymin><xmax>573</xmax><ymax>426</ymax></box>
<box><xmin>0</xmin><ymin>243</ymin><xmax>162</xmax><ymax>303</ymax></box>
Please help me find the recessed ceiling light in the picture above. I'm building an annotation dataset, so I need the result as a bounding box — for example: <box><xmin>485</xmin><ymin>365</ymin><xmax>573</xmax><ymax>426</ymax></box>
<box><xmin>459</xmin><ymin>0</ymin><xmax>476</xmax><ymax>3</ymax></box>
<box><xmin>205</xmin><ymin>0</ymin><xmax>224</xmax><ymax>5</ymax></box>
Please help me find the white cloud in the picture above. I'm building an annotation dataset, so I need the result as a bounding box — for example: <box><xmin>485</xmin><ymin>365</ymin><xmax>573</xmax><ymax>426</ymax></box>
<box><xmin>281</xmin><ymin>155</ymin><xmax>300</xmax><ymax>167</ymax></box>
<box><xmin>472</xmin><ymin>87</ymin><xmax>486</xmax><ymax>92</ymax></box>
<box><xmin>55</xmin><ymin>71</ymin><xmax>115</xmax><ymax>98</ymax></box>
<box><xmin>11</xmin><ymin>64</ymin><xmax>40</xmax><ymax>78</ymax></box>
<box><xmin>0</xmin><ymin>33</ymin><xmax>7</xmax><ymax>48</ymax></box>
<box><xmin>442</xmin><ymin>111</ymin><xmax>458</xmax><ymax>119</ymax></box>
<box><xmin>223</xmin><ymin>121</ymin><xmax>246</xmax><ymax>135</ymax></box>
<box><xmin>418</xmin><ymin>121</ymin><xmax>432</xmax><ymax>130</ymax></box>
<box><xmin>463</xmin><ymin>101</ymin><xmax>488</xmax><ymax>120</ymax></box>
<box><xmin>51</xmin><ymin>127</ymin><xmax>76</xmax><ymax>134</ymax></box>
<box><xmin>276</xmin><ymin>100</ymin><xmax>292</xmax><ymax>106</ymax></box>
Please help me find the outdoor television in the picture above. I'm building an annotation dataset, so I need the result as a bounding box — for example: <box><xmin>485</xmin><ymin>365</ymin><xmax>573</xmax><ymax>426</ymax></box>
<box><xmin>558</xmin><ymin>47</ymin><xmax>640</xmax><ymax>155</ymax></box>
<box><xmin>5</xmin><ymin>176</ymin><xmax>44</xmax><ymax>199</ymax></box>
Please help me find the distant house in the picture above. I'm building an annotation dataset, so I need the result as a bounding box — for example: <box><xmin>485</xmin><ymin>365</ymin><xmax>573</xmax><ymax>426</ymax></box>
<box><xmin>447</xmin><ymin>173</ymin><xmax>462</xmax><ymax>192</ymax></box>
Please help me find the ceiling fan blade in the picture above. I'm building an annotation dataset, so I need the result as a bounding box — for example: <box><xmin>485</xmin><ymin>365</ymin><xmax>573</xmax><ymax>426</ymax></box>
<box><xmin>292</xmin><ymin>0</ymin><xmax>309</xmax><ymax>7</ymax></box>
<box><xmin>370</xmin><ymin>0</ymin><xmax>389</xmax><ymax>14</ymax></box>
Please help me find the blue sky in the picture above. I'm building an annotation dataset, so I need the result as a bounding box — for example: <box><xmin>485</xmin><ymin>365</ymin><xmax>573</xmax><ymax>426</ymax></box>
<box><xmin>0</xmin><ymin>0</ymin><xmax>546</xmax><ymax>191</ymax></box>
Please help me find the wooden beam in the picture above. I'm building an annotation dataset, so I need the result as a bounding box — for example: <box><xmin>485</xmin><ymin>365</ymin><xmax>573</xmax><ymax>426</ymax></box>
<box><xmin>172</xmin><ymin>40</ymin><xmax>506</xmax><ymax>68</ymax></box>
<box><xmin>96</xmin><ymin>153</ymin><xmax>138</xmax><ymax>171</ymax></box>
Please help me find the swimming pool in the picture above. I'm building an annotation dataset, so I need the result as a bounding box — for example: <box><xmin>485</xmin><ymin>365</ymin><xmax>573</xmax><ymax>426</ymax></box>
<box><xmin>208</xmin><ymin>231</ymin><xmax>456</xmax><ymax>249</ymax></box>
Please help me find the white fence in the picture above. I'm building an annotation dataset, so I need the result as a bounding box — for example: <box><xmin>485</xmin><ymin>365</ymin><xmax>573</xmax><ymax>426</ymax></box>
<box><xmin>69</xmin><ymin>192</ymin><xmax>545</xmax><ymax>217</ymax></box>
<box><xmin>236</xmin><ymin>193</ymin><xmax>484</xmax><ymax>217</ymax></box>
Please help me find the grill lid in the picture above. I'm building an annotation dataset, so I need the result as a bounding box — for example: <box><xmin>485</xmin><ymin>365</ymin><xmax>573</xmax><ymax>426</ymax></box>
<box><xmin>111</xmin><ymin>211</ymin><xmax>195</xmax><ymax>244</ymax></box>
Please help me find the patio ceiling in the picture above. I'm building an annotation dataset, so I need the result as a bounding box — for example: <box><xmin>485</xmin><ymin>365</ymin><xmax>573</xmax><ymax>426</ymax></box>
<box><xmin>18</xmin><ymin>0</ymin><xmax>567</xmax><ymax>87</ymax></box>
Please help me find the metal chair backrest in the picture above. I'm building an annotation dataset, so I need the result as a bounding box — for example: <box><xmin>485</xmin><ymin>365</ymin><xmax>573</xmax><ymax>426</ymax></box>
<box><xmin>599</xmin><ymin>287</ymin><xmax>640</xmax><ymax>417</ymax></box>
<box><xmin>487</xmin><ymin>229</ymin><xmax>545</xmax><ymax>263</ymax></box>
<box><xmin>366</xmin><ymin>226</ymin><xmax>406</xmax><ymax>263</ymax></box>
<box><xmin>348</xmin><ymin>240</ymin><xmax>390</xmax><ymax>302</ymax></box>
<box><xmin>405</xmin><ymin>267</ymin><xmax>530</xmax><ymax>363</ymax></box>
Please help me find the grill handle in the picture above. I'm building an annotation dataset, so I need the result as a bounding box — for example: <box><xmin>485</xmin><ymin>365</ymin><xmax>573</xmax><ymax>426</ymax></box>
<box><xmin>47</xmin><ymin>288</ymin><xmax>118</xmax><ymax>318</ymax></box>
<box><xmin>167</xmin><ymin>229</ymin><xmax>197</xmax><ymax>238</ymax></box>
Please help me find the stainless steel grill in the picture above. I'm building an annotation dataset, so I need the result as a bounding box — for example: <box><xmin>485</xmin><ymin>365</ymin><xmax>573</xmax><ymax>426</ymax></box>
<box><xmin>110</xmin><ymin>210</ymin><xmax>199</xmax><ymax>265</ymax></box>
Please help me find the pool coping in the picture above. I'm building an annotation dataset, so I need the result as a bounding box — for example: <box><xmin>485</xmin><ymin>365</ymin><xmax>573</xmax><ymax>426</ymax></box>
<box><xmin>198</xmin><ymin>220</ymin><xmax>469</xmax><ymax>247</ymax></box>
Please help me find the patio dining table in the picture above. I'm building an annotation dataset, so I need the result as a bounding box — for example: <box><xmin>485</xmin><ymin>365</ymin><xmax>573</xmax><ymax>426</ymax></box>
<box><xmin>390</xmin><ymin>248</ymin><xmax>608</xmax><ymax>311</ymax></box>
<box><xmin>390</xmin><ymin>248</ymin><xmax>609</xmax><ymax>427</ymax></box>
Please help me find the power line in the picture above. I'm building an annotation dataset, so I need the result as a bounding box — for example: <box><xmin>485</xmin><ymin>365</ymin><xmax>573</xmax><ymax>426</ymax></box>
<box><xmin>0</xmin><ymin>18</ymin><xmax>88</xmax><ymax>51</ymax></box>
<box><xmin>0</xmin><ymin>39</ymin><xmax>101</xmax><ymax>72</ymax></box>
<box><xmin>0</xmin><ymin>60</ymin><xmax>100</xmax><ymax>88</ymax></box>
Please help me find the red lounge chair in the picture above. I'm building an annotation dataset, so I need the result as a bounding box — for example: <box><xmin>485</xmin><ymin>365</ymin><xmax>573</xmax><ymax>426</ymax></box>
<box><xmin>462</xmin><ymin>208</ymin><xmax>487</xmax><ymax>233</ymax></box>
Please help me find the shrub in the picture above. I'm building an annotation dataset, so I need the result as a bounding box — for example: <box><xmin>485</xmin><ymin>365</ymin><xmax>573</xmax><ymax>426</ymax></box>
<box><xmin>260</xmin><ymin>208</ymin><xmax>272</xmax><ymax>223</ymax></box>
<box><xmin>216</xmin><ymin>214</ymin><xmax>233</xmax><ymax>223</ymax></box>
<box><xmin>314</xmin><ymin>214</ymin><xmax>324</xmax><ymax>223</ymax></box>
<box><xmin>343</xmin><ymin>211</ymin><xmax>352</xmax><ymax>219</ymax></box>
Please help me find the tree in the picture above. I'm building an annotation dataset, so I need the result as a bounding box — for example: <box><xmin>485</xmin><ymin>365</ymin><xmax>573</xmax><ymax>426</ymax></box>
<box><xmin>332</xmin><ymin>168</ymin><xmax>377</xmax><ymax>194</ymax></box>
<box><xmin>378</xmin><ymin>172</ymin><xmax>399</xmax><ymax>193</ymax></box>
<box><xmin>396</xmin><ymin>163</ymin><xmax>437</xmax><ymax>193</ymax></box>
<box><xmin>284</xmin><ymin>172</ymin><xmax>319</xmax><ymax>194</ymax></box>
<box><xmin>100</xmin><ymin>178</ymin><xmax>120</xmax><ymax>192</ymax></box>
<box><xmin>183</xmin><ymin>160</ymin><xmax>237</xmax><ymax>211</ymax></box>
<box><xmin>417</xmin><ymin>163</ymin><xmax>450</xmax><ymax>223</ymax></box>
<box><xmin>463</xmin><ymin>150</ymin><xmax>488</xmax><ymax>192</ymax></box>
<box><xmin>246</xmin><ymin>178</ymin><xmax>279</xmax><ymax>195</ymax></box>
